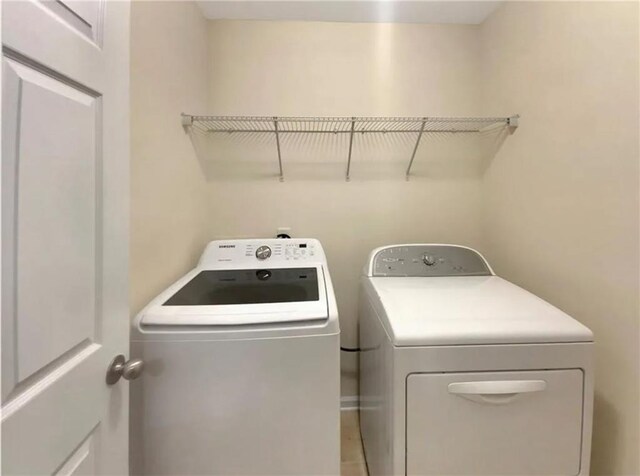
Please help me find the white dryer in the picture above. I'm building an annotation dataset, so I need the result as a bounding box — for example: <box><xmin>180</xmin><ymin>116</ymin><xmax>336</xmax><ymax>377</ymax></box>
<box><xmin>131</xmin><ymin>238</ymin><xmax>340</xmax><ymax>475</ymax></box>
<box><xmin>359</xmin><ymin>244</ymin><xmax>594</xmax><ymax>476</ymax></box>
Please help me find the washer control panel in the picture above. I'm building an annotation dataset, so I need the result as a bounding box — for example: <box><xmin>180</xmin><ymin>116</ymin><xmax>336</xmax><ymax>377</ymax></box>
<box><xmin>245</xmin><ymin>241</ymin><xmax>317</xmax><ymax>261</ymax></box>
<box><xmin>199</xmin><ymin>238</ymin><xmax>324</xmax><ymax>268</ymax></box>
<box><xmin>370</xmin><ymin>245</ymin><xmax>492</xmax><ymax>277</ymax></box>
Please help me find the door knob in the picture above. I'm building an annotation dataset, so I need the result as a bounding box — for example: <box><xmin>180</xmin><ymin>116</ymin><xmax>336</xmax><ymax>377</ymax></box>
<box><xmin>106</xmin><ymin>354</ymin><xmax>144</xmax><ymax>385</ymax></box>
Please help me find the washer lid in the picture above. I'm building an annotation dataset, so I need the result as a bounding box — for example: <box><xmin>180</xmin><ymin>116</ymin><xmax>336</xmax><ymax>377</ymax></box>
<box><xmin>163</xmin><ymin>267</ymin><xmax>320</xmax><ymax>306</ymax></box>
<box><xmin>140</xmin><ymin>265</ymin><xmax>329</xmax><ymax>327</ymax></box>
<box><xmin>367</xmin><ymin>276</ymin><xmax>593</xmax><ymax>346</ymax></box>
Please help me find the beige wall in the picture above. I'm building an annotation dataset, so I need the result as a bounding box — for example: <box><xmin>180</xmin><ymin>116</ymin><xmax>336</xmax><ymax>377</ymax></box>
<box><xmin>480</xmin><ymin>3</ymin><xmax>639</xmax><ymax>474</ymax></box>
<box><xmin>205</xmin><ymin>20</ymin><xmax>486</xmax><ymax>397</ymax></box>
<box><xmin>130</xmin><ymin>1</ymin><xmax>211</xmax><ymax>315</ymax></box>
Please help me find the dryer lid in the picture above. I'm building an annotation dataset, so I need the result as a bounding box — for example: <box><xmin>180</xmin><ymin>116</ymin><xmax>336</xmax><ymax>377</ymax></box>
<box><xmin>366</xmin><ymin>276</ymin><xmax>593</xmax><ymax>346</ymax></box>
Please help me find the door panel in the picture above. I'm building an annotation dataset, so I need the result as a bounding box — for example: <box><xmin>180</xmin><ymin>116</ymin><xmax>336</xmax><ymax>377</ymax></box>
<box><xmin>1</xmin><ymin>0</ymin><xmax>130</xmax><ymax>474</ymax></box>
<box><xmin>4</xmin><ymin>57</ymin><xmax>100</xmax><ymax>386</ymax></box>
<box><xmin>406</xmin><ymin>369</ymin><xmax>584</xmax><ymax>475</ymax></box>
<box><xmin>2</xmin><ymin>1</ymin><xmax>105</xmax><ymax>91</ymax></box>
<box><xmin>1</xmin><ymin>345</ymin><xmax>102</xmax><ymax>474</ymax></box>
<box><xmin>54</xmin><ymin>432</ymin><xmax>98</xmax><ymax>476</ymax></box>
<box><xmin>42</xmin><ymin>0</ymin><xmax>104</xmax><ymax>45</ymax></box>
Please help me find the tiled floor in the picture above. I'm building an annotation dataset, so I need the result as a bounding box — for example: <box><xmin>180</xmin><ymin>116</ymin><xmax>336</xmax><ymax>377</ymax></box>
<box><xmin>341</xmin><ymin>410</ymin><xmax>369</xmax><ymax>476</ymax></box>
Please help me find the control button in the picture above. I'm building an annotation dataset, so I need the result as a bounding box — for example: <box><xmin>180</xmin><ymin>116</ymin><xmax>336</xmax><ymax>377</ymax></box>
<box><xmin>256</xmin><ymin>269</ymin><xmax>272</xmax><ymax>280</ymax></box>
<box><xmin>255</xmin><ymin>245</ymin><xmax>272</xmax><ymax>260</ymax></box>
<box><xmin>422</xmin><ymin>254</ymin><xmax>436</xmax><ymax>266</ymax></box>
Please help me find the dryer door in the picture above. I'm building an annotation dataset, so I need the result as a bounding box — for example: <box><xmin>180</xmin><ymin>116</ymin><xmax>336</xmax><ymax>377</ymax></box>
<box><xmin>406</xmin><ymin>369</ymin><xmax>584</xmax><ymax>475</ymax></box>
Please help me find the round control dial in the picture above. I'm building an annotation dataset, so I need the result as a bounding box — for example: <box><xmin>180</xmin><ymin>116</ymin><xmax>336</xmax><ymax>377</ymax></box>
<box><xmin>422</xmin><ymin>254</ymin><xmax>436</xmax><ymax>266</ymax></box>
<box><xmin>255</xmin><ymin>245</ymin><xmax>272</xmax><ymax>260</ymax></box>
<box><xmin>256</xmin><ymin>269</ymin><xmax>272</xmax><ymax>280</ymax></box>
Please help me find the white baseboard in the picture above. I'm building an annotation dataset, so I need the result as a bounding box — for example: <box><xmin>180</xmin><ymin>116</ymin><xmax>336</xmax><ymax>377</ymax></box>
<box><xmin>340</xmin><ymin>396</ymin><xmax>359</xmax><ymax>411</ymax></box>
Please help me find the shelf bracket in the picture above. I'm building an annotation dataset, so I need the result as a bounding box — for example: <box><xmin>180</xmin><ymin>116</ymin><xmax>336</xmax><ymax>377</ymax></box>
<box><xmin>405</xmin><ymin>118</ymin><xmax>427</xmax><ymax>181</ymax></box>
<box><xmin>181</xmin><ymin>113</ymin><xmax>193</xmax><ymax>131</ymax></box>
<box><xmin>273</xmin><ymin>117</ymin><xmax>284</xmax><ymax>182</ymax></box>
<box><xmin>345</xmin><ymin>118</ymin><xmax>356</xmax><ymax>181</ymax></box>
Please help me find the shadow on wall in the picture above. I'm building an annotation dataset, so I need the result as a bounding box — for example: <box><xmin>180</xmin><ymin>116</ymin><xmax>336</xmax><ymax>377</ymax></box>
<box><xmin>591</xmin><ymin>392</ymin><xmax>620</xmax><ymax>474</ymax></box>
<box><xmin>185</xmin><ymin>123</ymin><xmax>514</xmax><ymax>182</ymax></box>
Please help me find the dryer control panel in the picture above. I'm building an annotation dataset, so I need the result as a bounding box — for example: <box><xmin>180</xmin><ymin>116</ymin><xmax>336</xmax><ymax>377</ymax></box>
<box><xmin>368</xmin><ymin>244</ymin><xmax>493</xmax><ymax>277</ymax></box>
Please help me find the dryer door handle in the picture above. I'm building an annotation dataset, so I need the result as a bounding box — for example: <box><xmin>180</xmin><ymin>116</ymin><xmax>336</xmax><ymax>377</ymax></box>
<box><xmin>448</xmin><ymin>380</ymin><xmax>547</xmax><ymax>405</ymax></box>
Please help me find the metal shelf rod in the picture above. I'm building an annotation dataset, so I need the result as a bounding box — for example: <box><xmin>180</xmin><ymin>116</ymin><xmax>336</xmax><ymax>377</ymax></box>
<box><xmin>203</xmin><ymin>129</ymin><xmax>486</xmax><ymax>134</ymax></box>
<box><xmin>273</xmin><ymin>117</ymin><xmax>283</xmax><ymax>182</ymax></box>
<box><xmin>346</xmin><ymin>118</ymin><xmax>355</xmax><ymax>181</ymax></box>
<box><xmin>405</xmin><ymin>118</ymin><xmax>427</xmax><ymax>180</ymax></box>
<box><xmin>187</xmin><ymin>115</ymin><xmax>512</xmax><ymax>123</ymax></box>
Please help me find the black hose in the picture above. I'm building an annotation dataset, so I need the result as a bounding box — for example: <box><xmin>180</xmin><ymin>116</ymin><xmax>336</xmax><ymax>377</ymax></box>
<box><xmin>340</xmin><ymin>347</ymin><xmax>361</xmax><ymax>352</ymax></box>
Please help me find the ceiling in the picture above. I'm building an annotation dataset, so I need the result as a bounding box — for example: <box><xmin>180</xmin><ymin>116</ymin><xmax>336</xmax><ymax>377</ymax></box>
<box><xmin>196</xmin><ymin>1</ymin><xmax>504</xmax><ymax>25</ymax></box>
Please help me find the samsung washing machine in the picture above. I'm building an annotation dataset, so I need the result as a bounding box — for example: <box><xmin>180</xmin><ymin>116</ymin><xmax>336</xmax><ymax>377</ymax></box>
<box><xmin>359</xmin><ymin>244</ymin><xmax>594</xmax><ymax>476</ymax></box>
<box><xmin>130</xmin><ymin>238</ymin><xmax>340</xmax><ymax>475</ymax></box>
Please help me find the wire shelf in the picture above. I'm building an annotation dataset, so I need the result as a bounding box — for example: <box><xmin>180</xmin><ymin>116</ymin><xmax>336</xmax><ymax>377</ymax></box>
<box><xmin>181</xmin><ymin>114</ymin><xmax>519</xmax><ymax>180</ymax></box>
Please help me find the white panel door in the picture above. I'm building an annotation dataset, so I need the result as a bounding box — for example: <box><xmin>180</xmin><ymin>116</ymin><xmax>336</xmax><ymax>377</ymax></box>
<box><xmin>1</xmin><ymin>1</ymin><xmax>130</xmax><ymax>474</ymax></box>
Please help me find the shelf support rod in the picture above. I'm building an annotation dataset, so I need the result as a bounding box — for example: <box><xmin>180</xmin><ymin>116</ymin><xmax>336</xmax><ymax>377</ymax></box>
<box><xmin>273</xmin><ymin>117</ymin><xmax>284</xmax><ymax>182</ymax></box>
<box><xmin>345</xmin><ymin>117</ymin><xmax>356</xmax><ymax>181</ymax></box>
<box><xmin>405</xmin><ymin>118</ymin><xmax>427</xmax><ymax>181</ymax></box>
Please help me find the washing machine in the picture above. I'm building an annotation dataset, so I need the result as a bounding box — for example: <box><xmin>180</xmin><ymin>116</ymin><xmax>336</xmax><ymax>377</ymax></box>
<box><xmin>359</xmin><ymin>244</ymin><xmax>594</xmax><ymax>476</ymax></box>
<box><xmin>130</xmin><ymin>238</ymin><xmax>340</xmax><ymax>475</ymax></box>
